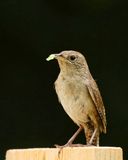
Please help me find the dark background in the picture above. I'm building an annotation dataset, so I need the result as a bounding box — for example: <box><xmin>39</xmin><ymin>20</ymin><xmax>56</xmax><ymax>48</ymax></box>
<box><xmin>0</xmin><ymin>0</ymin><xmax>128</xmax><ymax>159</ymax></box>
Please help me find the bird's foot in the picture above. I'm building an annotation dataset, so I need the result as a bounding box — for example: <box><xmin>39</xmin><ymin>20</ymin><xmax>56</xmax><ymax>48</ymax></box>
<box><xmin>54</xmin><ymin>143</ymin><xmax>95</xmax><ymax>148</ymax></box>
<box><xmin>55</xmin><ymin>143</ymin><xmax>82</xmax><ymax>148</ymax></box>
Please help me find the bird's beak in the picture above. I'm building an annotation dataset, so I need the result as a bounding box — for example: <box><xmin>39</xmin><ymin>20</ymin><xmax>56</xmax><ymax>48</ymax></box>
<box><xmin>46</xmin><ymin>53</ymin><xmax>64</xmax><ymax>61</ymax></box>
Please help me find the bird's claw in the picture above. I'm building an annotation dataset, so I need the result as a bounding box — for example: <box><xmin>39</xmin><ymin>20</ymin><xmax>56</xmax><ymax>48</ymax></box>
<box><xmin>54</xmin><ymin>143</ymin><xmax>95</xmax><ymax>148</ymax></box>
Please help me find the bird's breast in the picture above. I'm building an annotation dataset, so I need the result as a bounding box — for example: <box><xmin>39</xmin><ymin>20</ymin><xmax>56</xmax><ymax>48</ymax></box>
<box><xmin>55</xmin><ymin>74</ymin><xmax>96</xmax><ymax>125</ymax></box>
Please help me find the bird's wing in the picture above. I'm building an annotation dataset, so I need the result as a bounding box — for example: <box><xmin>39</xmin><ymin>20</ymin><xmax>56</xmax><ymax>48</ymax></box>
<box><xmin>86</xmin><ymin>77</ymin><xmax>106</xmax><ymax>133</ymax></box>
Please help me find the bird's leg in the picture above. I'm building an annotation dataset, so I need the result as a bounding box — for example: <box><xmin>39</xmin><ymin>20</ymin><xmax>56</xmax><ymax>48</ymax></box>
<box><xmin>88</xmin><ymin>128</ymin><xmax>98</xmax><ymax>145</ymax></box>
<box><xmin>55</xmin><ymin>126</ymin><xmax>83</xmax><ymax>148</ymax></box>
<box><xmin>66</xmin><ymin>126</ymin><xmax>83</xmax><ymax>145</ymax></box>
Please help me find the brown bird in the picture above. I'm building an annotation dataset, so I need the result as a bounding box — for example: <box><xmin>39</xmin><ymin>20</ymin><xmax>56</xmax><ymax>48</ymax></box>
<box><xmin>46</xmin><ymin>50</ymin><xmax>106</xmax><ymax>147</ymax></box>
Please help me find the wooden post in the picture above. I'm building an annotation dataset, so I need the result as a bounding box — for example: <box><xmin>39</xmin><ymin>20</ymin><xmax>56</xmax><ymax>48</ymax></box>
<box><xmin>6</xmin><ymin>147</ymin><xmax>123</xmax><ymax>160</ymax></box>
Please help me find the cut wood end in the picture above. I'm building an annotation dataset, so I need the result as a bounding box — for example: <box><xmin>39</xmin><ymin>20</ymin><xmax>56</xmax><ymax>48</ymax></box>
<box><xmin>6</xmin><ymin>147</ymin><xmax>123</xmax><ymax>160</ymax></box>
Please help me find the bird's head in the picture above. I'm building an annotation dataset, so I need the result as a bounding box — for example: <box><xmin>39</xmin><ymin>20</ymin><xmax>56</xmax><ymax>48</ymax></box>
<box><xmin>46</xmin><ymin>50</ymin><xmax>89</xmax><ymax>74</ymax></box>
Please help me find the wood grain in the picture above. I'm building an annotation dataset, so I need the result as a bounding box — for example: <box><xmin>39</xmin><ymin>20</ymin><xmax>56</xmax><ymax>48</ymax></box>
<box><xmin>6</xmin><ymin>147</ymin><xmax>123</xmax><ymax>160</ymax></box>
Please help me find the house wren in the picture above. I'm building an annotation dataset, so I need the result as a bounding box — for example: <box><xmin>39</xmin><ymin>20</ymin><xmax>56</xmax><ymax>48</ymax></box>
<box><xmin>46</xmin><ymin>50</ymin><xmax>106</xmax><ymax>147</ymax></box>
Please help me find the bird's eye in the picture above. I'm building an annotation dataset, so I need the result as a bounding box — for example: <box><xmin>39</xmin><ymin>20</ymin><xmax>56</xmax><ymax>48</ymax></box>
<box><xmin>69</xmin><ymin>55</ymin><xmax>76</xmax><ymax>61</ymax></box>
